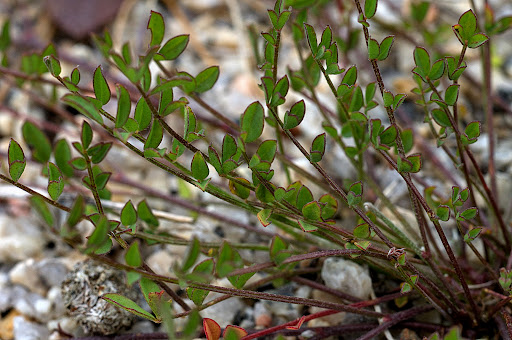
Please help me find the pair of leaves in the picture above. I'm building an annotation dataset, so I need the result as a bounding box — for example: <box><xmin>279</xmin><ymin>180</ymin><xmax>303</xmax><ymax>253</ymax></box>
<box><xmin>452</xmin><ymin>10</ymin><xmax>489</xmax><ymax>48</ymax></box>
<box><xmin>412</xmin><ymin>47</ymin><xmax>446</xmax><ymax>83</ymax></box>
<box><xmin>216</xmin><ymin>242</ymin><xmax>254</xmax><ymax>289</ymax></box>
<box><xmin>347</xmin><ymin>181</ymin><xmax>363</xmax><ymax>207</ymax></box>
<box><xmin>301</xmin><ymin>195</ymin><xmax>338</xmax><ymax>222</ymax></box>
<box><xmin>368</xmin><ymin>36</ymin><xmax>394</xmax><ymax>61</ymax></box>
<box><xmin>397</xmin><ymin>154</ymin><xmax>421</xmax><ymax>173</ymax></box>
<box><xmin>203</xmin><ymin>318</ymin><xmax>247</xmax><ymax>340</ymax></box>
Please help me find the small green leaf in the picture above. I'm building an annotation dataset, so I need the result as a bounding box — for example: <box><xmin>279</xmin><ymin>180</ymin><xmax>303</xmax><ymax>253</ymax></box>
<box><xmin>319</xmin><ymin>194</ymin><xmax>338</xmax><ymax>220</ymax></box>
<box><xmin>383</xmin><ymin>90</ymin><xmax>394</xmax><ymax>107</ymax></box>
<box><xmin>0</xmin><ymin>20</ymin><xmax>10</xmax><ymax>52</ymax></box>
<box><xmin>191</xmin><ymin>152</ymin><xmax>209</xmax><ymax>181</ymax></box>
<box><xmin>88</xmin><ymin>142</ymin><xmax>112</xmax><ymax>164</ymax></box>
<box><xmin>284</xmin><ymin>100</ymin><xmax>306</xmax><ymax>129</ymax></box>
<box><xmin>436</xmin><ymin>205</ymin><xmax>450</xmax><ymax>221</ymax></box>
<box><xmin>444</xmin><ymin>84</ymin><xmax>460</xmax><ymax>106</ymax></box>
<box><xmin>229</xmin><ymin>177</ymin><xmax>251</xmax><ymax>200</ymax></box>
<box><xmin>465</xmin><ymin>121</ymin><xmax>481</xmax><ymax>140</ymax></box>
<box><xmin>347</xmin><ymin>181</ymin><xmax>363</xmax><ymax>206</ymax></box>
<box><xmin>349</xmin><ymin>86</ymin><xmax>364</xmax><ymax>112</ymax></box>
<box><xmin>429</xmin><ymin>59</ymin><xmax>445</xmax><ymax>80</ymax></box>
<box><xmin>134</xmin><ymin>98</ymin><xmax>152</xmax><ymax>131</ymax></box>
<box><xmin>413</xmin><ymin>47</ymin><xmax>430</xmax><ymax>78</ymax></box>
<box><xmin>70</xmin><ymin>157</ymin><xmax>87</xmax><ymax>170</ymax></box>
<box><xmin>256</xmin><ymin>208</ymin><xmax>271</xmax><ymax>227</ymax></box>
<box><xmin>54</xmin><ymin>139</ymin><xmax>74</xmax><ymax>177</ymax></box>
<box><xmin>353</xmin><ymin>223</ymin><xmax>371</xmax><ymax>239</ymax></box>
<box><xmin>8</xmin><ymin>139</ymin><xmax>26</xmax><ymax>181</ymax></box>
<box><xmin>272</xmin><ymin>75</ymin><xmax>289</xmax><ymax>106</ymax></box>
<box><xmin>182</xmin><ymin>237</ymin><xmax>200</xmax><ymax>272</ymax></box>
<box><xmin>30</xmin><ymin>196</ymin><xmax>53</xmax><ymax>226</ymax></box>
<box><xmin>195</xmin><ymin>66</ymin><xmax>220</xmax><ymax>94</ymax></box>
<box><xmin>270</xmin><ymin>235</ymin><xmax>291</xmax><ymax>265</ymax></box>
<box><xmin>140</xmin><ymin>277</ymin><xmax>164</xmax><ymax>314</ymax></box>
<box><xmin>302</xmin><ymin>201</ymin><xmax>322</xmax><ymax>221</ymax></box>
<box><xmin>86</xmin><ymin>215</ymin><xmax>110</xmax><ymax>252</ymax></box>
<box><xmin>464</xmin><ymin>227</ymin><xmax>482</xmax><ymax>243</ymax></box>
<box><xmin>64</xmin><ymin>195</ymin><xmax>84</xmax><ymax>230</ymax></box>
<box><xmin>147</xmin><ymin>11</ymin><xmax>165</xmax><ymax>47</ymax></box>
<box><xmin>257</xmin><ymin>140</ymin><xmax>277</xmax><ymax>163</ymax></box>
<box><xmin>342</xmin><ymin>66</ymin><xmax>357</xmax><ymax>85</ymax></box>
<box><xmin>399</xmin><ymin>282</ymin><xmax>411</xmax><ymax>294</ymax></box>
<box><xmin>137</xmin><ymin>200</ymin><xmax>159</xmax><ymax>227</ymax></box>
<box><xmin>364</xmin><ymin>0</ymin><xmax>378</xmax><ymax>19</ymax></box>
<box><xmin>368</xmin><ymin>38</ymin><xmax>380</xmax><ymax>60</ymax></box>
<box><xmin>94</xmin><ymin>171</ymin><xmax>111</xmax><ymax>191</ymax></box>
<box><xmin>121</xmin><ymin>200</ymin><xmax>137</xmax><ymax>226</ymax></box>
<box><xmin>81</xmin><ymin>121</ymin><xmax>93</xmax><ymax>149</ymax></box>
<box><xmin>43</xmin><ymin>55</ymin><xmax>61</xmax><ymax>77</ymax></box>
<box><xmin>304</xmin><ymin>24</ymin><xmax>318</xmax><ymax>56</ymax></box>
<box><xmin>62</xmin><ymin>94</ymin><xmax>103</xmax><ymax>124</ymax></box>
<box><xmin>187</xmin><ymin>287</ymin><xmax>210</xmax><ymax>306</ymax></box>
<box><xmin>115</xmin><ymin>85</ymin><xmax>131</xmax><ymax>128</ymax></box>
<box><xmin>407</xmin><ymin>154</ymin><xmax>422</xmax><ymax>173</ymax></box>
<box><xmin>268</xmin><ymin>10</ymin><xmax>279</xmax><ymax>29</ymax></box>
<box><xmin>93</xmin><ymin>66</ymin><xmax>111</xmax><ymax>106</ymax></box>
<box><xmin>296</xmin><ymin>185</ymin><xmax>314</xmax><ymax>211</ymax></box>
<box><xmin>310</xmin><ymin>133</ymin><xmax>326</xmax><ymax>163</ymax></box>
<box><xmin>70</xmin><ymin>67</ymin><xmax>80</xmax><ymax>86</ymax></box>
<box><xmin>378</xmin><ymin>36</ymin><xmax>394</xmax><ymax>60</ymax></box>
<box><xmin>432</xmin><ymin>109</ymin><xmax>452</xmax><ymax>127</ymax></box>
<box><xmin>380</xmin><ymin>125</ymin><xmax>397</xmax><ymax>146</ymax></box>
<box><xmin>156</xmin><ymin>34</ymin><xmax>189</xmax><ymax>60</ymax></box>
<box><xmin>144</xmin><ymin>120</ymin><xmax>163</xmax><ymax>150</ymax></box>
<box><xmin>216</xmin><ymin>242</ymin><xmax>244</xmax><ymax>277</ymax></box>
<box><xmin>276</xmin><ymin>10</ymin><xmax>291</xmax><ymax>30</ymax></box>
<box><xmin>401</xmin><ymin>129</ymin><xmax>414</xmax><ymax>153</ymax></box>
<box><xmin>460</xmin><ymin>207</ymin><xmax>478</xmax><ymax>221</ymax></box>
<box><xmin>467</xmin><ymin>33</ymin><xmax>489</xmax><ymax>48</ymax></box>
<box><xmin>240</xmin><ymin>101</ymin><xmax>264</xmax><ymax>143</ymax></box>
<box><xmin>458</xmin><ymin>10</ymin><xmax>478</xmax><ymax>40</ymax></box>
<box><xmin>298</xmin><ymin>220</ymin><xmax>318</xmax><ymax>232</ymax></box>
<box><xmin>126</xmin><ymin>241</ymin><xmax>142</xmax><ymax>267</ymax></box>
<box><xmin>22</xmin><ymin>121</ymin><xmax>51</xmax><ymax>163</ymax></box>
<box><xmin>102</xmin><ymin>293</ymin><xmax>158</xmax><ymax>322</ymax></box>
<box><xmin>47</xmin><ymin>162</ymin><xmax>64</xmax><ymax>200</ymax></box>
<box><xmin>228</xmin><ymin>271</ymin><xmax>254</xmax><ymax>289</ymax></box>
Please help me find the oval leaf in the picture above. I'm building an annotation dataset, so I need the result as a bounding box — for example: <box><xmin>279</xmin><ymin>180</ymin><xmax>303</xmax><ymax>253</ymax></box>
<box><xmin>191</xmin><ymin>152</ymin><xmax>209</xmax><ymax>181</ymax></box>
<box><xmin>8</xmin><ymin>139</ymin><xmax>26</xmax><ymax>181</ymax></box>
<box><xmin>93</xmin><ymin>66</ymin><xmax>111</xmax><ymax>106</ymax></box>
<box><xmin>240</xmin><ymin>101</ymin><xmax>264</xmax><ymax>143</ymax></box>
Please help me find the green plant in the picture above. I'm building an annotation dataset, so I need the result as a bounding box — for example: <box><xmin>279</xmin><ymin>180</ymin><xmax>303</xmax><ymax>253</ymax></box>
<box><xmin>1</xmin><ymin>0</ymin><xmax>512</xmax><ymax>338</ymax></box>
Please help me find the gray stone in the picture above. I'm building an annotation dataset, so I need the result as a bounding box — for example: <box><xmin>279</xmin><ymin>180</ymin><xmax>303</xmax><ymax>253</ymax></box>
<box><xmin>321</xmin><ymin>258</ymin><xmax>372</xmax><ymax>300</ymax></box>
<box><xmin>200</xmin><ymin>279</ymin><xmax>245</xmax><ymax>328</ymax></box>
<box><xmin>9</xmin><ymin>258</ymin><xmax>69</xmax><ymax>296</ymax></box>
<box><xmin>0</xmin><ymin>215</ymin><xmax>47</xmax><ymax>262</ymax></box>
<box><xmin>13</xmin><ymin>316</ymin><xmax>50</xmax><ymax>340</ymax></box>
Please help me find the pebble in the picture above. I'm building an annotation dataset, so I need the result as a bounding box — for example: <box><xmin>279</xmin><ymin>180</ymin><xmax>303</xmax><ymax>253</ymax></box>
<box><xmin>321</xmin><ymin>258</ymin><xmax>372</xmax><ymax>300</ymax></box>
<box><xmin>13</xmin><ymin>316</ymin><xmax>50</xmax><ymax>340</ymax></box>
<box><xmin>9</xmin><ymin>258</ymin><xmax>69</xmax><ymax>296</ymax></box>
<box><xmin>200</xmin><ymin>279</ymin><xmax>245</xmax><ymax>328</ymax></box>
<box><xmin>0</xmin><ymin>215</ymin><xmax>48</xmax><ymax>263</ymax></box>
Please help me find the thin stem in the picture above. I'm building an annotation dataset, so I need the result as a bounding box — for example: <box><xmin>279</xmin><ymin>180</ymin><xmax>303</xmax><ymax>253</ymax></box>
<box><xmin>89</xmin><ymin>253</ymin><xmax>385</xmax><ymax>317</ymax></box>
<box><xmin>84</xmin><ymin>154</ymin><xmax>104</xmax><ymax>215</ymax></box>
<box><xmin>379</xmin><ymin>150</ymin><xmax>479</xmax><ymax>321</ymax></box>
